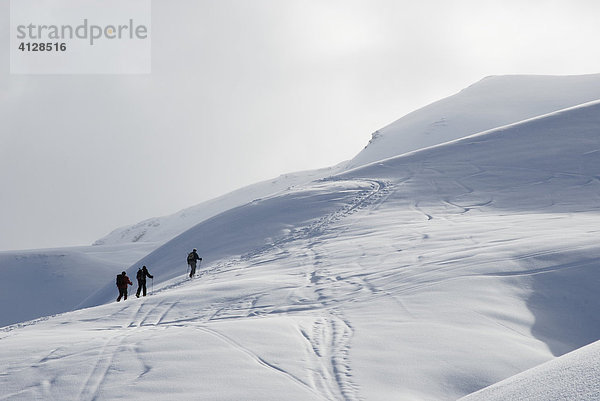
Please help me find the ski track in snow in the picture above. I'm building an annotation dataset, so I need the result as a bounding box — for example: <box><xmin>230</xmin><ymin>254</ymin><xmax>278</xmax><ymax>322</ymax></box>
<box><xmin>76</xmin><ymin>300</ymin><xmax>172</xmax><ymax>401</ymax></box>
<box><xmin>148</xmin><ymin>177</ymin><xmax>393</xmax><ymax>401</ymax></box>
<box><xmin>77</xmin><ymin>334</ymin><xmax>127</xmax><ymax>401</ymax></box>
<box><xmin>234</xmin><ymin>178</ymin><xmax>393</xmax><ymax>264</ymax></box>
<box><xmin>152</xmin><ymin>178</ymin><xmax>393</xmax><ymax>303</ymax></box>
<box><xmin>3</xmin><ymin>299</ymin><xmax>186</xmax><ymax>401</ymax></box>
<box><xmin>195</xmin><ymin>325</ymin><xmax>331</xmax><ymax>401</ymax></box>
<box><xmin>299</xmin><ymin>241</ymin><xmax>360</xmax><ymax>401</ymax></box>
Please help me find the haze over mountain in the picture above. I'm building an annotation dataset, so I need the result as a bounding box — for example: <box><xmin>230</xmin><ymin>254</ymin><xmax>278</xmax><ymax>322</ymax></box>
<box><xmin>1</xmin><ymin>75</ymin><xmax>599</xmax><ymax>400</ymax></box>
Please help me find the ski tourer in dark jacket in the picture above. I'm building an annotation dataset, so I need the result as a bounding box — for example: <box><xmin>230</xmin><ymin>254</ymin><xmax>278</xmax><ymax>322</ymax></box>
<box><xmin>187</xmin><ymin>248</ymin><xmax>202</xmax><ymax>278</ymax></box>
<box><xmin>136</xmin><ymin>265</ymin><xmax>154</xmax><ymax>298</ymax></box>
<box><xmin>116</xmin><ymin>271</ymin><xmax>133</xmax><ymax>302</ymax></box>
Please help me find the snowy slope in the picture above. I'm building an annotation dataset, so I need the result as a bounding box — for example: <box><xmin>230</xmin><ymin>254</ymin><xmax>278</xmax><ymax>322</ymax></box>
<box><xmin>459</xmin><ymin>340</ymin><xmax>600</xmax><ymax>401</ymax></box>
<box><xmin>0</xmin><ymin>166</ymin><xmax>345</xmax><ymax>328</ymax></box>
<box><xmin>0</xmin><ymin>168</ymin><xmax>344</xmax><ymax>328</ymax></box>
<box><xmin>2</xmin><ymin>98</ymin><xmax>599</xmax><ymax>400</ymax></box>
<box><xmin>350</xmin><ymin>74</ymin><xmax>600</xmax><ymax>168</ymax></box>
<box><xmin>79</xmin><ymin>178</ymin><xmax>379</xmax><ymax>308</ymax></box>
<box><xmin>94</xmin><ymin>164</ymin><xmax>346</xmax><ymax>246</ymax></box>
<box><xmin>0</xmin><ymin>243</ymin><xmax>156</xmax><ymax>327</ymax></box>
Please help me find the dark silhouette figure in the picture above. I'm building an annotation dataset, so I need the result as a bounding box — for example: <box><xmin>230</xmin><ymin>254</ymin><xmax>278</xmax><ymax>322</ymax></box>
<box><xmin>136</xmin><ymin>265</ymin><xmax>154</xmax><ymax>297</ymax></box>
<box><xmin>116</xmin><ymin>271</ymin><xmax>133</xmax><ymax>301</ymax></box>
<box><xmin>187</xmin><ymin>248</ymin><xmax>202</xmax><ymax>278</ymax></box>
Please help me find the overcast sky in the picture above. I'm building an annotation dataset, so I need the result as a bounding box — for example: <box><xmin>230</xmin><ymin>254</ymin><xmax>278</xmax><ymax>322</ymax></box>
<box><xmin>1</xmin><ymin>0</ymin><xmax>600</xmax><ymax>251</ymax></box>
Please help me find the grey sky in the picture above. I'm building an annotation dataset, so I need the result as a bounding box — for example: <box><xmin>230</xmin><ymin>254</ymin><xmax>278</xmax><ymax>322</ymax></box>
<box><xmin>1</xmin><ymin>0</ymin><xmax>600</xmax><ymax>251</ymax></box>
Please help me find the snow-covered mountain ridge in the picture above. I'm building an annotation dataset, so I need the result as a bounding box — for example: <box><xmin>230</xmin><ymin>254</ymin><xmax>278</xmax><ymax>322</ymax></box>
<box><xmin>95</xmin><ymin>75</ymin><xmax>600</xmax><ymax>250</ymax></box>
<box><xmin>2</xmin><ymin>75</ymin><xmax>600</xmax><ymax>400</ymax></box>
<box><xmin>350</xmin><ymin>73</ymin><xmax>600</xmax><ymax>167</ymax></box>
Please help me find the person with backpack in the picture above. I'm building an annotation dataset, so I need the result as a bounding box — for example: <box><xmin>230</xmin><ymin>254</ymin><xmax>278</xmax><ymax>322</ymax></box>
<box><xmin>136</xmin><ymin>265</ymin><xmax>154</xmax><ymax>298</ymax></box>
<box><xmin>187</xmin><ymin>248</ymin><xmax>202</xmax><ymax>278</ymax></box>
<box><xmin>116</xmin><ymin>271</ymin><xmax>133</xmax><ymax>302</ymax></box>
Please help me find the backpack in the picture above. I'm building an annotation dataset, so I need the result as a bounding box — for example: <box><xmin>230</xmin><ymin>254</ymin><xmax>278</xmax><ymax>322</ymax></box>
<box><xmin>187</xmin><ymin>252</ymin><xmax>195</xmax><ymax>263</ymax></box>
<box><xmin>116</xmin><ymin>274</ymin><xmax>124</xmax><ymax>286</ymax></box>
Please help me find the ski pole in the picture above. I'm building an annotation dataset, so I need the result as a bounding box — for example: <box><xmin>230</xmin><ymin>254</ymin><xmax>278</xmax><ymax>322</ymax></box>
<box><xmin>151</xmin><ymin>278</ymin><xmax>153</xmax><ymax>295</ymax></box>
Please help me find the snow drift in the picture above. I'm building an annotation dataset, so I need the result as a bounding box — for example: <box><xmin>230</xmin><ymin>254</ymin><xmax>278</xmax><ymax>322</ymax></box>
<box><xmin>459</xmin><ymin>339</ymin><xmax>600</xmax><ymax>401</ymax></box>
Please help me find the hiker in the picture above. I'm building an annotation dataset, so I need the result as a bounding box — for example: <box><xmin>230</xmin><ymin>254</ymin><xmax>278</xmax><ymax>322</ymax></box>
<box><xmin>116</xmin><ymin>271</ymin><xmax>133</xmax><ymax>302</ymax></box>
<box><xmin>187</xmin><ymin>248</ymin><xmax>202</xmax><ymax>278</ymax></box>
<box><xmin>136</xmin><ymin>265</ymin><xmax>154</xmax><ymax>298</ymax></box>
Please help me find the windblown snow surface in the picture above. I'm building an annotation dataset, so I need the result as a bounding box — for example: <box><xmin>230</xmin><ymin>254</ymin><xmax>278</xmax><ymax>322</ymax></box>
<box><xmin>2</xmin><ymin>76</ymin><xmax>600</xmax><ymax>400</ymax></box>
